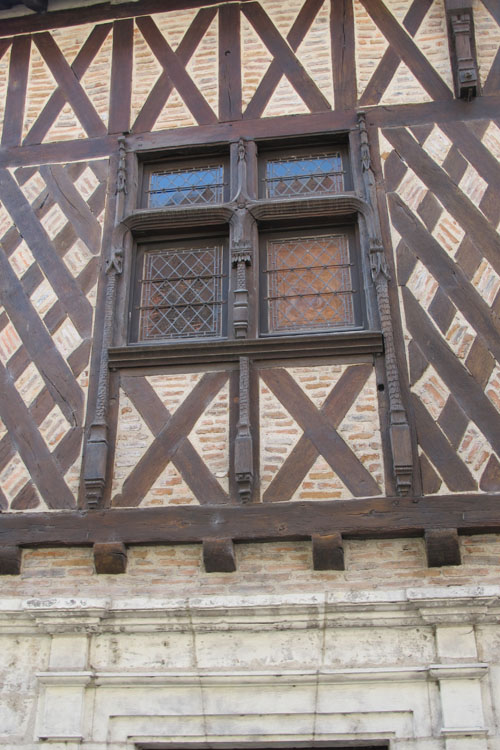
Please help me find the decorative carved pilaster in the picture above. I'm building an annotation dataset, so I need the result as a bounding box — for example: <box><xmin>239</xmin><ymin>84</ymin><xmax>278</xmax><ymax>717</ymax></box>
<box><xmin>234</xmin><ymin>356</ymin><xmax>253</xmax><ymax>502</ymax></box>
<box><xmin>83</xmin><ymin>136</ymin><xmax>127</xmax><ymax>508</ymax></box>
<box><xmin>358</xmin><ymin>112</ymin><xmax>413</xmax><ymax>496</ymax></box>
<box><xmin>445</xmin><ymin>1</ymin><xmax>479</xmax><ymax>100</ymax></box>
<box><xmin>230</xmin><ymin>140</ymin><xmax>254</xmax><ymax>339</ymax></box>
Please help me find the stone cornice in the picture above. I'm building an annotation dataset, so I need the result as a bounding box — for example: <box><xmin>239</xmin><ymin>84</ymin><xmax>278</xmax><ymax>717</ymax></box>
<box><xmin>1</xmin><ymin>586</ymin><xmax>499</xmax><ymax>634</ymax></box>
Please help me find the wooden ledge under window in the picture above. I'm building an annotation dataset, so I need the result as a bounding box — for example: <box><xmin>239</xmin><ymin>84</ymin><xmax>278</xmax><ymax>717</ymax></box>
<box><xmin>108</xmin><ymin>330</ymin><xmax>384</xmax><ymax>370</ymax></box>
<box><xmin>123</xmin><ymin>204</ymin><xmax>233</xmax><ymax>234</ymax></box>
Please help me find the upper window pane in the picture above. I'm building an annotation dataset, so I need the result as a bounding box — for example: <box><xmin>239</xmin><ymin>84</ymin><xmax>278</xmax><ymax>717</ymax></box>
<box><xmin>264</xmin><ymin>232</ymin><xmax>356</xmax><ymax>334</ymax></box>
<box><xmin>263</xmin><ymin>152</ymin><xmax>345</xmax><ymax>198</ymax></box>
<box><xmin>146</xmin><ymin>164</ymin><xmax>225</xmax><ymax>208</ymax></box>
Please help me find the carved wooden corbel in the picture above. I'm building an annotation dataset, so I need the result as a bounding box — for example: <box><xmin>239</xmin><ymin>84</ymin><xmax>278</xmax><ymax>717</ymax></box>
<box><xmin>358</xmin><ymin>112</ymin><xmax>414</xmax><ymax>496</ymax></box>
<box><xmin>445</xmin><ymin>1</ymin><xmax>479</xmax><ymax>100</ymax></box>
<box><xmin>83</xmin><ymin>136</ymin><xmax>128</xmax><ymax>508</ymax></box>
<box><xmin>234</xmin><ymin>356</ymin><xmax>253</xmax><ymax>503</ymax></box>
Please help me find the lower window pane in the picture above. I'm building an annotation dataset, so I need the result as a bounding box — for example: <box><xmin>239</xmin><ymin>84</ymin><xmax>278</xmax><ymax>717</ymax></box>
<box><xmin>265</xmin><ymin>233</ymin><xmax>356</xmax><ymax>333</ymax></box>
<box><xmin>138</xmin><ymin>244</ymin><xmax>225</xmax><ymax>341</ymax></box>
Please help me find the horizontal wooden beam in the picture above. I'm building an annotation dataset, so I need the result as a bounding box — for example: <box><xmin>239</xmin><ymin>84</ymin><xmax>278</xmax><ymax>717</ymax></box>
<box><xmin>109</xmin><ymin>331</ymin><xmax>383</xmax><ymax>370</ymax></box>
<box><xmin>0</xmin><ymin>495</ymin><xmax>498</xmax><ymax>548</ymax></box>
<box><xmin>0</xmin><ymin>97</ymin><xmax>499</xmax><ymax>168</ymax></box>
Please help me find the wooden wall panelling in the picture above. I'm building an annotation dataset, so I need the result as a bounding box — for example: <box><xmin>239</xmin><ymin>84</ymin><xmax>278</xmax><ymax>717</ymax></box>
<box><xmin>132</xmin><ymin>7</ymin><xmax>217</xmax><ymax>133</ymax></box>
<box><xmin>22</xmin><ymin>23</ymin><xmax>112</xmax><ymax>146</ymax></box>
<box><xmin>382</xmin><ymin>118</ymin><xmax>500</xmax><ymax>494</ymax></box>
<box><xmin>242</xmin><ymin>0</ymin><xmax>324</xmax><ymax>120</ymax></box>
<box><xmin>112</xmin><ymin>370</ymin><xmax>231</xmax><ymax>507</ymax></box>
<box><xmin>241</xmin><ymin>0</ymin><xmax>330</xmax><ymax>118</ymax></box>
<box><xmin>0</xmin><ymin>158</ymin><xmax>107</xmax><ymax>510</ymax></box>
<box><xmin>357</xmin><ymin>0</ymin><xmax>454</xmax><ymax>103</ymax></box>
<box><xmin>358</xmin><ymin>0</ymin><xmax>433</xmax><ymax>107</ymax></box>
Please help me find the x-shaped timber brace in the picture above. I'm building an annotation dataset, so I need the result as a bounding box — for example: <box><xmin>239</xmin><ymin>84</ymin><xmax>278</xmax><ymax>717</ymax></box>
<box><xmin>0</xmin><ymin>0</ymin><xmax>497</xmax><ymax>570</ymax></box>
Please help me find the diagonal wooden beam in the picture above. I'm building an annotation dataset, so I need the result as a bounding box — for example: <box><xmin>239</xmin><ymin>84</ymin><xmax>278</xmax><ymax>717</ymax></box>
<box><xmin>0</xmin><ymin>360</ymin><xmax>76</xmax><ymax>509</ymax></box>
<box><xmin>115</xmin><ymin>371</ymin><xmax>228</xmax><ymax>507</ymax></box>
<box><xmin>261</xmin><ymin>368</ymin><xmax>381</xmax><ymax>497</ymax></box>
<box><xmin>263</xmin><ymin>363</ymin><xmax>373</xmax><ymax>502</ymax></box>
<box><xmin>383</xmin><ymin>126</ymin><xmax>500</xmax><ymax>278</ymax></box>
<box><xmin>412</xmin><ymin>394</ymin><xmax>476</xmax><ymax>491</ymax></box>
<box><xmin>388</xmin><ymin>193</ymin><xmax>500</xmax><ymax>363</ymax></box>
<box><xmin>133</xmin><ymin>7</ymin><xmax>217</xmax><ymax>133</ymax></box>
<box><xmin>39</xmin><ymin>165</ymin><xmax>102</xmax><ymax>255</ymax></box>
<box><xmin>359</xmin><ymin>0</ymin><xmax>433</xmax><ymax>106</ymax></box>
<box><xmin>244</xmin><ymin>0</ymin><xmax>323</xmax><ymax>119</ymax></box>
<box><xmin>1</xmin><ymin>35</ymin><xmax>30</xmax><ymax>147</ymax></box>
<box><xmin>242</xmin><ymin>1</ymin><xmax>331</xmax><ymax>114</ymax></box>
<box><xmin>402</xmin><ymin>287</ymin><xmax>500</xmax><ymax>458</ymax></box>
<box><xmin>0</xmin><ymin>244</ymin><xmax>84</xmax><ymax>424</ymax></box>
<box><xmin>358</xmin><ymin>0</ymin><xmax>453</xmax><ymax>101</ymax></box>
<box><xmin>136</xmin><ymin>15</ymin><xmax>218</xmax><ymax>126</ymax></box>
<box><xmin>0</xmin><ymin>167</ymin><xmax>94</xmax><ymax>338</ymax></box>
<box><xmin>24</xmin><ymin>24</ymin><xmax>112</xmax><ymax>146</ymax></box>
<box><xmin>32</xmin><ymin>31</ymin><xmax>107</xmax><ymax>138</ymax></box>
<box><xmin>120</xmin><ymin>375</ymin><xmax>230</xmax><ymax>505</ymax></box>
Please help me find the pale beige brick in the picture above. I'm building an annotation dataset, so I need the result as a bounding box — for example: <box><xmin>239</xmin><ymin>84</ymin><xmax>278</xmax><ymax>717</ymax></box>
<box><xmin>406</xmin><ymin>260</ymin><xmax>439</xmax><ymax>310</ymax></box>
<box><xmin>422</xmin><ymin>125</ymin><xmax>453</xmax><ymax>166</ymax></box>
<box><xmin>473</xmin><ymin>0</ymin><xmax>500</xmax><ymax>87</ymax></box>
<box><xmin>30</xmin><ymin>277</ymin><xmax>57</xmax><ymax>317</ymax></box>
<box><xmin>52</xmin><ymin>318</ymin><xmax>83</xmax><ymax>359</ymax></box>
<box><xmin>0</xmin><ymin>320</ymin><xmax>22</xmax><ymax>364</ymax></box>
<box><xmin>14</xmin><ymin>362</ymin><xmax>45</xmax><ymax>407</ymax></box>
<box><xmin>459</xmin><ymin>162</ymin><xmax>488</xmax><ymax>208</ymax></box>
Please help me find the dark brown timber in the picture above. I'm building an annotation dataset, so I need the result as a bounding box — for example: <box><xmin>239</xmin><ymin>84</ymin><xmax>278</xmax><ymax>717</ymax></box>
<box><xmin>203</xmin><ymin>538</ymin><xmax>237</xmax><ymax>573</ymax></box>
<box><xmin>312</xmin><ymin>533</ymin><xmax>345</xmax><ymax>571</ymax></box>
<box><xmin>93</xmin><ymin>542</ymin><xmax>128</xmax><ymax>574</ymax></box>
<box><xmin>425</xmin><ymin>529</ymin><xmax>461</xmax><ymax>567</ymax></box>
<box><xmin>0</xmin><ymin>495</ymin><xmax>500</xmax><ymax>547</ymax></box>
<box><xmin>0</xmin><ymin>545</ymin><xmax>22</xmax><ymax>575</ymax></box>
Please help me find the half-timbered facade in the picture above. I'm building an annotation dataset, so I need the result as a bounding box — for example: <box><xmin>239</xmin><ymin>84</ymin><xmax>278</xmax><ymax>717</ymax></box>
<box><xmin>0</xmin><ymin>0</ymin><xmax>499</xmax><ymax>748</ymax></box>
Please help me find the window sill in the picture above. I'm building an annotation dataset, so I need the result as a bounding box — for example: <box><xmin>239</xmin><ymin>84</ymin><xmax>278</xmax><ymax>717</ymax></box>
<box><xmin>108</xmin><ymin>330</ymin><xmax>383</xmax><ymax>369</ymax></box>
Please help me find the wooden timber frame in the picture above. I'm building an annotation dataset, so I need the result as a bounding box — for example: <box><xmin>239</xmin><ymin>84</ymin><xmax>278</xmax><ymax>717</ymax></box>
<box><xmin>0</xmin><ymin>0</ymin><xmax>500</xmax><ymax>573</ymax></box>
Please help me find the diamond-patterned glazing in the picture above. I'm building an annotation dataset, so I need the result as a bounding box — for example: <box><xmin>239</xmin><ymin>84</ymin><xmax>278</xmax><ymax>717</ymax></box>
<box><xmin>264</xmin><ymin>153</ymin><xmax>344</xmax><ymax>198</ymax></box>
<box><xmin>138</xmin><ymin>245</ymin><xmax>225</xmax><ymax>340</ymax></box>
<box><xmin>265</xmin><ymin>234</ymin><xmax>355</xmax><ymax>332</ymax></box>
<box><xmin>148</xmin><ymin>164</ymin><xmax>224</xmax><ymax>207</ymax></box>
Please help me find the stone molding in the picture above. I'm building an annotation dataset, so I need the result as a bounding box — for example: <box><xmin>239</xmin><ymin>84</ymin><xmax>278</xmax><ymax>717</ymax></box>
<box><xmin>1</xmin><ymin>585</ymin><xmax>500</xmax><ymax>634</ymax></box>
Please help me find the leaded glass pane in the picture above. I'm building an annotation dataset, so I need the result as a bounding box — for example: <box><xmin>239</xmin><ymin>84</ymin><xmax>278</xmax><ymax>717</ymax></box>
<box><xmin>265</xmin><ymin>234</ymin><xmax>355</xmax><ymax>333</ymax></box>
<box><xmin>147</xmin><ymin>164</ymin><xmax>224</xmax><ymax>207</ymax></box>
<box><xmin>264</xmin><ymin>153</ymin><xmax>345</xmax><ymax>198</ymax></box>
<box><xmin>138</xmin><ymin>245</ymin><xmax>225</xmax><ymax>341</ymax></box>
